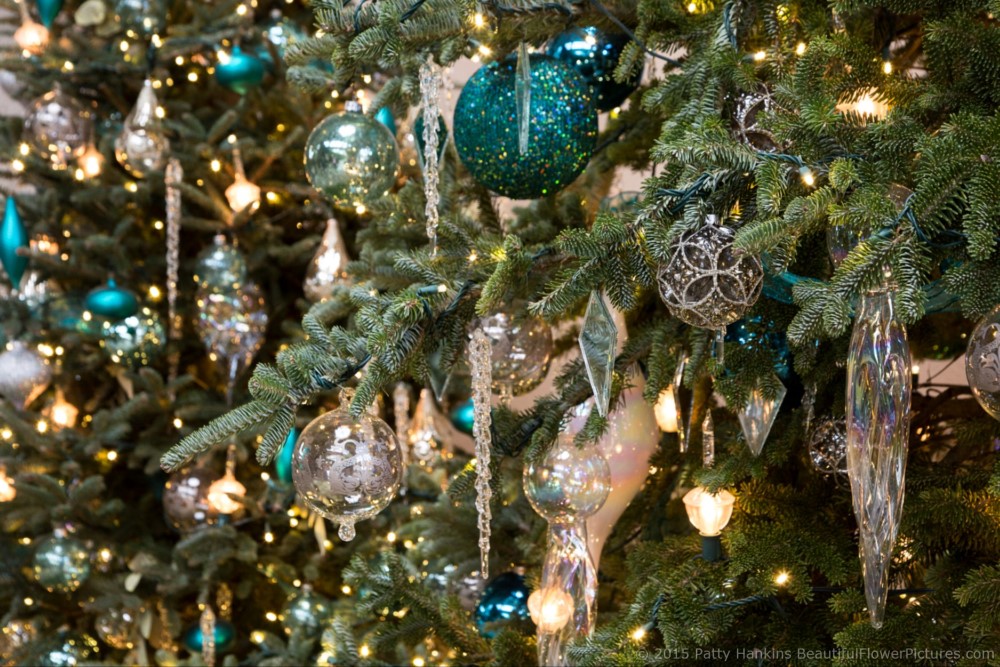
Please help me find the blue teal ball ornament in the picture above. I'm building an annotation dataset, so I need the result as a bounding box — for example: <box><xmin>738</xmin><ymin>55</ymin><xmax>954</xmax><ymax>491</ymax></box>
<box><xmin>0</xmin><ymin>197</ymin><xmax>28</xmax><ymax>289</ymax></box>
<box><xmin>454</xmin><ymin>54</ymin><xmax>597</xmax><ymax>199</ymax></box>
<box><xmin>35</xmin><ymin>0</ymin><xmax>63</xmax><ymax>29</ymax></box>
<box><xmin>474</xmin><ymin>572</ymin><xmax>531</xmax><ymax>638</ymax></box>
<box><xmin>449</xmin><ymin>398</ymin><xmax>474</xmax><ymax>436</ymax></box>
<box><xmin>545</xmin><ymin>27</ymin><xmax>641</xmax><ymax>111</ymax></box>
<box><xmin>215</xmin><ymin>46</ymin><xmax>266</xmax><ymax>95</ymax></box>
<box><xmin>274</xmin><ymin>426</ymin><xmax>298</xmax><ymax>484</ymax></box>
<box><xmin>85</xmin><ymin>279</ymin><xmax>138</xmax><ymax>320</ymax></box>
<box><xmin>33</xmin><ymin>532</ymin><xmax>91</xmax><ymax>593</ymax></box>
<box><xmin>183</xmin><ymin>620</ymin><xmax>235</xmax><ymax>654</ymax></box>
<box><xmin>304</xmin><ymin>103</ymin><xmax>399</xmax><ymax>211</ymax></box>
<box><xmin>724</xmin><ymin>317</ymin><xmax>791</xmax><ymax>381</ymax></box>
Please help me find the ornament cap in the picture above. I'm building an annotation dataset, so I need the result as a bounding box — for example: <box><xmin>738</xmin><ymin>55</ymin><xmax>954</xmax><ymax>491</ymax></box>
<box><xmin>344</xmin><ymin>100</ymin><xmax>363</xmax><ymax>113</ymax></box>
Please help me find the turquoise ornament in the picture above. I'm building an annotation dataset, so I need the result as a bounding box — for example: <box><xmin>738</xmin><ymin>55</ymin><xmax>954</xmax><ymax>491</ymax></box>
<box><xmin>215</xmin><ymin>46</ymin><xmax>265</xmax><ymax>95</ymax></box>
<box><xmin>545</xmin><ymin>27</ymin><xmax>641</xmax><ymax>112</ymax></box>
<box><xmin>449</xmin><ymin>398</ymin><xmax>474</xmax><ymax>436</ymax></box>
<box><xmin>274</xmin><ymin>426</ymin><xmax>298</xmax><ymax>484</ymax></box>
<box><xmin>182</xmin><ymin>620</ymin><xmax>235</xmax><ymax>654</ymax></box>
<box><xmin>1</xmin><ymin>197</ymin><xmax>28</xmax><ymax>289</ymax></box>
<box><xmin>35</xmin><ymin>0</ymin><xmax>63</xmax><ymax>28</ymax></box>
<box><xmin>454</xmin><ymin>54</ymin><xmax>597</xmax><ymax>199</ymax></box>
<box><xmin>375</xmin><ymin>106</ymin><xmax>397</xmax><ymax>135</ymax></box>
<box><xmin>474</xmin><ymin>572</ymin><xmax>531</xmax><ymax>638</ymax></box>
<box><xmin>85</xmin><ymin>279</ymin><xmax>139</xmax><ymax>320</ymax></box>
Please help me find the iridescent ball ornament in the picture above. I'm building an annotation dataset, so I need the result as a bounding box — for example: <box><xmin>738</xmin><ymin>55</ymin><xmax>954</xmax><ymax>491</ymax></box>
<box><xmin>808</xmin><ymin>418</ymin><xmax>848</xmax><ymax>476</ymax></box>
<box><xmin>454</xmin><ymin>54</ymin><xmax>597</xmax><ymax>199</ymax></box>
<box><xmin>23</xmin><ymin>87</ymin><xmax>92</xmax><ymax>170</ymax></box>
<box><xmin>656</xmin><ymin>219</ymin><xmax>763</xmax><ymax>330</ymax></box>
<box><xmin>545</xmin><ymin>27</ymin><xmax>641</xmax><ymax>111</ymax></box>
<box><xmin>479</xmin><ymin>311</ymin><xmax>553</xmax><ymax>397</ymax></box>
<box><xmin>291</xmin><ymin>391</ymin><xmax>404</xmax><ymax>541</ymax></box>
<box><xmin>304</xmin><ymin>102</ymin><xmax>399</xmax><ymax>212</ymax></box>
<box><xmin>33</xmin><ymin>531</ymin><xmax>91</xmax><ymax>593</ymax></box>
<box><xmin>281</xmin><ymin>586</ymin><xmax>331</xmax><ymax>639</ymax></box>
<box><xmin>0</xmin><ymin>341</ymin><xmax>52</xmax><ymax>410</ymax></box>
<box><xmin>524</xmin><ymin>433</ymin><xmax>611</xmax><ymax>523</ymax></box>
<box><xmin>965</xmin><ymin>304</ymin><xmax>1000</xmax><ymax>420</ymax></box>
<box><xmin>162</xmin><ymin>466</ymin><xmax>220</xmax><ymax>533</ymax></box>
<box><xmin>100</xmin><ymin>306</ymin><xmax>165</xmax><ymax>368</ymax></box>
<box><xmin>474</xmin><ymin>572</ymin><xmax>531</xmax><ymax>638</ymax></box>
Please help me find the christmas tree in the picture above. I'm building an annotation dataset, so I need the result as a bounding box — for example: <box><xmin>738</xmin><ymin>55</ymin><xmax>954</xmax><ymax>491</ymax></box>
<box><xmin>3</xmin><ymin>0</ymin><xmax>1000</xmax><ymax>665</ymax></box>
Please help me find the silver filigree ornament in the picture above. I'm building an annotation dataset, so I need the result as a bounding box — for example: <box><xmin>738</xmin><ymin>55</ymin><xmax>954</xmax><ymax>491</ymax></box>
<box><xmin>656</xmin><ymin>218</ymin><xmax>763</xmax><ymax>330</ymax></box>
<box><xmin>732</xmin><ymin>89</ymin><xmax>779</xmax><ymax>152</ymax></box>
<box><xmin>807</xmin><ymin>418</ymin><xmax>848</xmax><ymax>476</ymax></box>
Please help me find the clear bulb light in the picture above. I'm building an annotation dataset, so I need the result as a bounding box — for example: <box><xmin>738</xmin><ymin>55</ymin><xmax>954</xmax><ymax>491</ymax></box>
<box><xmin>225</xmin><ymin>174</ymin><xmax>261</xmax><ymax>212</ymax></box>
<box><xmin>49</xmin><ymin>391</ymin><xmax>79</xmax><ymax>429</ymax></box>
<box><xmin>682</xmin><ymin>486</ymin><xmax>736</xmax><ymax>536</ymax></box>
<box><xmin>0</xmin><ymin>469</ymin><xmax>15</xmax><ymax>502</ymax></box>
<box><xmin>15</xmin><ymin>20</ymin><xmax>48</xmax><ymax>54</ymax></box>
<box><xmin>654</xmin><ymin>386</ymin><xmax>679</xmax><ymax>433</ymax></box>
<box><xmin>207</xmin><ymin>473</ymin><xmax>246</xmax><ymax>514</ymax></box>
<box><xmin>77</xmin><ymin>144</ymin><xmax>104</xmax><ymax>179</ymax></box>
<box><xmin>527</xmin><ymin>588</ymin><xmax>574</xmax><ymax>634</ymax></box>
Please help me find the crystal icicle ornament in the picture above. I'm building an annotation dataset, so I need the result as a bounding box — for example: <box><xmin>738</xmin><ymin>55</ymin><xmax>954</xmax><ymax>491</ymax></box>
<box><xmin>419</xmin><ymin>60</ymin><xmax>441</xmax><ymax>254</ymax></box>
<box><xmin>303</xmin><ymin>218</ymin><xmax>351</xmax><ymax>303</ymax></box>
<box><xmin>515</xmin><ymin>41</ymin><xmax>531</xmax><ymax>154</ymax></box>
<box><xmin>674</xmin><ymin>354</ymin><xmax>687</xmax><ymax>452</ymax></box>
<box><xmin>737</xmin><ymin>380</ymin><xmax>786</xmax><ymax>456</ymax></box>
<box><xmin>393</xmin><ymin>381</ymin><xmax>411</xmax><ymax>465</ymax></box>
<box><xmin>165</xmin><ymin>159</ymin><xmax>183</xmax><ymax>386</ymax></box>
<box><xmin>846</xmin><ymin>288</ymin><xmax>911</xmax><ymax>629</ymax></box>
<box><xmin>579</xmin><ymin>291</ymin><xmax>617</xmax><ymax>417</ymax></box>
<box><xmin>702</xmin><ymin>410</ymin><xmax>715</xmax><ymax>467</ymax></box>
<box><xmin>199</xmin><ymin>605</ymin><xmax>216</xmax><ymax>667</ymax></box>
<box><xmin>469</xmin><ymin>328</ymin><xmax>494</xmax><ymax>578</ymax></box>
<box><xmin>115</xmin><ymin>79</ymin><xmax>169</xmax><ymax>178</ymax></box>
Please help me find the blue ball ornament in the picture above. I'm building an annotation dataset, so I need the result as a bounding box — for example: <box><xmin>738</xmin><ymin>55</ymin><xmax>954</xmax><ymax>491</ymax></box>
<box><xmin>474</xmin><ymin>572</ymin><xmax>531</xmax><ymax>638</ymax></box>
<box><xmin>274</xmin><ymin>426</ymin><xmax>298</xmax><ymax>484</ymax></box>
<box><xmin>545</xmin><ymin>27</ymin><xmax>642</xmax><ymax>112</ymax></box>
<box><xmin>215</xmin><ymin>46</ymin><xmax>266</xmax><ymax>95</ymax></box>
<box><xmin>449</xmin><ymin>398</ymin><xmax>474</xmax><ymax>436</ymax></box>
<box><xmin>85</xmin><ymin>279</ymin><xmax>139</xmax><ymax>320</ymax></box>
<box><xmin>1</xmin><ymin>197</ymin><xmax>28</xmax><ymax>290</ymax></box>
<box><xmin>183</xmin><ymin>620</ymin><xmax>236</xmax><ymax>654</ymax></box>
<box><xmin>725</xmin><ymin>317</ymin><xmax>791</xmax><ymax>381</ymax></box>
<box><xmin>454</xmin><ymin>53</ymin><xmax>597</xmax><ymax>199</ymax></box>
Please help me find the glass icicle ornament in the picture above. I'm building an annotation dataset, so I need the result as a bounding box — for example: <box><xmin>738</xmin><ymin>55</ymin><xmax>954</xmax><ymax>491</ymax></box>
<box><xmin>479</xmin><ymin>310</ymin><xmax>553</xmax><ymax>403</ymax></box>
<box><xmin>23</xmin><ymin>87</ymin><xmax>92</xmax><ymax>169</ymax></box>
<box><xmin>33</xmin><ymin>528</ymin><xmax>92</xmax><ymax>593</ymax></box>
<box><xmin>291</xmin><ymin>388</ymin><xmax>404</xmax><ymax>541</ymax></box>
<box><xmin>115</xmin><ymin>79</ymin><xmax>169</xmax><ymax>178</ymax></box>
<box><xmin>846</xmin><ymin>287</ymin><xmax>911</xmax><ymax>629</ymax></box>
<box><xmin>303</xmin><ymin>219</ymin><xmax>351</xmax><ymax>303</ymax></box>
<box><xmin>469</xmin><ymin>328</ymin><xmax>494</xmax><ymax>577</ymax></box>
<box><xmin>737</xmin><ymin>380</ymin><xmax>786</xmax><ymax>456</ymax></box>
<box><xmin>524</xmin><ymin>432</ymin><xmax>611</xmax><ymax>666</ymax></box>
<box><xmin>419</xmin><ymin>60</ymin><xmax>442</xmax><ymax>253</ymax></box>
<box><xmin>0</xmin><ymin>341</ymin><xmax>52</xmax><ymax>410</ymax></box>
<box><xmin>579</xmin><ymin>290</ymin><xmax>617</xmax><ymax>417</ymax></box>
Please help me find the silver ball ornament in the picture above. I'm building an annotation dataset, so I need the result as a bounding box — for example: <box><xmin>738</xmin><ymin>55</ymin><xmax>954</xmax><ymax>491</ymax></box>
<box><xmin>23</xmin><ymin>87</ymin><xmax>92</xmax><ymax>170</ymax></box>
<box><xmin>732</xmin><ymin>90</ymin><xmax>779</xmax><ymax>152</ymax></box>
<box><xmin>479</xmin><ymin>312</ymin><xmax>553</xmax><ymax>396</ymax></box>
<box><xmin>0</xmin><ymin>341</ymin><xmax>52</xmax><ymax>410</ymax></box>
<box><xmin>33</xmin><ymin>532</ymin><xmax>91</xmax><ymax>593</ymax></box>
<box><xmin>281</xmin><ymin>586</ymin><xmax>331</xmax><ymax>639</ymax></box>
<box><xmin>966</xmin><ymin>304</ymin><xmax>1000</xmax><ymax>421</ymax></box>
<box><xmin>162</xmin><ymin>466</ymin><xmax>221</xmax><ymax>533</ymax></box>
<box><xmin>807</xmin><ymin>418</ymin><xmax>848</xmax><ymax>476</ymax></box>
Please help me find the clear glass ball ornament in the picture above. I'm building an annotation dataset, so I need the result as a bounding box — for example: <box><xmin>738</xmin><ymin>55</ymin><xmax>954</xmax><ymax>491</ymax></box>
<box><xmin>162</xmin><ymin>465</ymin><xmax>220</xmax><ymax>533</ymax></box>
<box><xmin>479</xmin><ymin>311</ymin><xmax>553</xmax><ymax>397</ymax></box>
<box><xmin>23</xmin><ymin>87</ymin><xmax>92</xmax><ymax>170</ymax></box>
<box><xmin>807</xmin><ymin>418</ymin><xmax>848</xmax><ymax>476</ymax></box>
<box><xmin>33</xmin><ymin>531</ymin><xmax>91</xmax><ymax>593</ymax></box>
<box><xmin>100</xmin><ymin>306</ymin><xmax>165</xmax><ymax>368</ymax></box>
<box><xmin>291</xmin><ymin>391</ymin><xmax>404</xmax><ymax>541</ymax></box>
<box><xmin>94</xmin><ymin>607</ymin><xmax>137</xmax><ymax>650</ymax></box>
<box><xmin>280</xmin><ymin>586</ymin><xmax>331</xmax><ymax>639</ymax></box>
<box><xmin>523</xmin><ymin>432</ymin><xmax>611</xmax><ymax>523</ymax></box>
<box><xmin>966</xmin><ymin>304</ymin><xmax>1000</xmax><ymax>420</ymax></box>
<box><xmin>656</xmin><ymin>218</ymin><xmax>763</xmax><ymax>329</ymax></box>
<box><xmin>304</xmin><ymin>103</ymin><xmax>399</xmax><ymax>212</ymax></box>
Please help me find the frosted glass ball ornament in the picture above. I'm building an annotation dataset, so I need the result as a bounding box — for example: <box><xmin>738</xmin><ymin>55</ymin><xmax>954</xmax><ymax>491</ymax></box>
<box><xmin>965</xmin><ymin>304</ymin><xmax>1000</xmax><ymax>420</ymax></box>
<box><xmin>479</xmin><ymin>311</ymin><xmax>554</xmax><ymax>397</ymax></box>
<box><xmin>523</xmin><ymin>433</ymin><xmax>611</xmax><ymax>524</ymax></box>
<box><xmin>304</xmin><ymin>102</ymin><xmax>399</xmax><ymax>213</ymax></box>
<box><xmin>33</xmin><ymin>531</ymin><xmax>91</xmax><ymax>593</ymax></box>
<box><xmin>291</xmin><ymin>392</ymin><xmax>404</xmax><ymax>541</ymax></box>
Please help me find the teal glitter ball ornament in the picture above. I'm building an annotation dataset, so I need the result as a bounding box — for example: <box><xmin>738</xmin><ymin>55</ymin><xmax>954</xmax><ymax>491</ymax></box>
<box><xmin>449</xmin><ymin>398</ymin><xmax>474</xmax><ymax>436</ymax></box>
<box><xmin>304</xmin><ymin>102</ymin><xmax>399</xmax><ymax>212</ymax></box>
<box><xmin>215</xmin><ymin>46</ymin><xmax>266</xmax><ymax>94</ymax></box>
<box><xmin>545</xmin><ymin>27</ymin><xmax>642</xmax><ymax>112</ymax></box>
<box><xmin>454</xmin><ymin>54</ymin><xmax>597</xmax><ymax>199</ymax></box>
<box><xmin>274</xmin><ymin>426</ymin><xmax>298</xmax><ymax>484</ymax></box>
<box><xmin>474</xmin><ymin>572</ymin><xmax>531</xmax><ymax>638</ymax></box>
<box><xmin>33</xmin><ymin>531</ymin><xmax>91</xmax><ymax>593</ymax></box>
<box><xmin>35</xmin><ymin>0</ymin><xmax>63</xmax><ymax>29</ymax></box>
<box><xmin>280</xmin><ymin>586</ymin><xmax>331</xmax><ymax>638</ymax></box>
<box><xmin>182</xmin><ymin>620</ymin><xmax>235</xmax><ymax>654</ymax></box>
<box><xmin>85</xmin><ymin>279</ymin><xmax>138</xmax><ymax>321</ymax></box>
<box><xmin>0</xmin><ymin>197</ymin><xmax>28</xmax><ymax>289</ymax></box>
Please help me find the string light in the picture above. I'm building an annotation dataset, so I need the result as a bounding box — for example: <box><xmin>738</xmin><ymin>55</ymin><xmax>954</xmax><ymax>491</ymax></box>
<box><xmin>527</xmin><ymin>589</ymin><xmax>573</xmax><ymax>633</ymax></box>
<box><xmin>473</xmin><ymin>12</ymin><xmax>485</xmax><ymax>27</ymax></box>
<box><xmin>799</xmin><ymin>166</ymin><xmax>816</xmax><ymax>187</ymax></box>
<box><xmin>753</xmin><ymin>50</ymin><xmax>767</xmax><ymax>62</ymax></box>
<box><xmin>774</xmin><ymin>570</ymin><xmax>790</xmax><ymax>586</ymax></box>
<box><xmin>683</xmin><ymin>486</ymin><xmax>736</xmax><ymax>537</ymax></box>
<box><xmin>0</xmin><ymin>468</ymin><xmax>15</xmax><ymax>502</ymax></box>
<box><xmin>207</xmin><ymin>446</ymin><xmax>246</xmax><ymax>514</ymax></box>
<box><xmin>654</xmin><ymin>386</ymin><xmax>679</xmax><ymax>432</ymax></box>
<box><xmin>49</xmin><ymin>390</ymin><xmax>79</xmax><ymax>429</ymax></box>
<box><xmin>15</xmin><ymin>19</ymin><xmax>49</xmax><ymax>56</ymax></box>
<box><xmin>360</xmin><ymin>645</ymin><xmax>371</xmax><ymax>658</ymax></box>
<box><xmin>78</xmin><ymin>144</ymin><xmax>104</xmax><ymax>179</ymax></box>
<box><xmin>795</xmin><ymin>41</ymin><xmax>807</xmax><ymax>55</ymax></box>
<box><xmin>631</xmin><ymin>626</ymin><xmax>647</xmax><ymax>642</ymax></box>
<box><xmin>883</xmin><ymin>60</ymin><xmax>893</xmax><ymax>75</ymax></box>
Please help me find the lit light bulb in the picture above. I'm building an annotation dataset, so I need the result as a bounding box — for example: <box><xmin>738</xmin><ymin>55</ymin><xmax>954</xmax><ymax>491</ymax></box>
<box><xmin>77</xmin><ymin>144</ymin><xmax>104</xmax><ymax>179</ymax></box>
<box><xmin>225</xmin><ymin>173</ymin><xmax>261</xmax><ymax>212</ymax></box>
<box><xmin>682</xmin><ymin>486</ymin><xmax>736</xmax><ymax>536</ymax></box>
<box><xmin>207</xmin><ymin>472</ymin><xmax>246</xmax><ymax>514</ymax></box>
<box><xmin>49</xmin><ymin>390</ymin><xmax>79</xmax><ymax>429</ymax></box>
<box><xmin>835</xmin><ymin>88</ymin><xmax>890</xmax><ymax>122</ymax></box>
<box><xmin>795</xmin><ymin>41</ymin><xmax>806</xmax><ymax>55</ymax></box>
<box><xmin>14</xmin><ymin>19</ymin><xmax>49</xmax><ymax>55</ymax></box>
<box><xmin>799</xmin><ymin>166</ymin><xmax>815</xmax><ymax>187</ymax></box>
<box><xmin>527</xmin><ymin>588</ymin><xmax>573</xmax><ymax>633</ymax></box>
<box><xmin>0</xmin><ymin>469</ymin><xmax>15</xmax><ymax>502</ymax></box>
<box><xmin>654</xmin><ymin>386</ymin><xmax>679</xmax><ymax>433</ymax></box>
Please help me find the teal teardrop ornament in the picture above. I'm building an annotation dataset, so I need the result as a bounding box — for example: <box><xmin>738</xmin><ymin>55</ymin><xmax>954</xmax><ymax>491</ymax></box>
<box><xmin>36</xmin><ymin>0</ymin><xmax>63</xmax><ymax>29</ymax></box>
<box><xmin>274</xmin><ymin>426</ymin><xmax>298</xmax><ymax>484</ymax></box>
<box><xmin>182</xmin><ymin>620</ymin><xmax>235</xmax><ymax>653</ymax></box>
<box><xmin>85</xmin><ymin>279</ymin><xmax>139</xmax><ymax>320</ymax></box>
<box><xmin>450</xmin><ymin>398</ymin><xmax>475</xmax><ymax>436</ymax></box>
<box><xmin>1</xmin><ymin>197</ymin><xmax>28</xmax><ymax>289</ymax></box>
<box><xmin>215</xmin><ymin>46</ymin><xmax>265</xmax><ymax>95</ymax></box>
<box><xmin>375</xmin><ymin>106</ymin><xmax>397</xmax><ymax>135</ymax></box>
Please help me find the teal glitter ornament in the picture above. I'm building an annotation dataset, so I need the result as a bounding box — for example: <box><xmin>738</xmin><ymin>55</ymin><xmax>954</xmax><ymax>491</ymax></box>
<box><xmin>35</xmin><ymin>0</ymin><xmax>63</xmax><ymax>29</ymax></box>
<box><xmin>545</xmin><ymin>27</ymin><xmax>641</xmax><ymax>112</ymax></box>
<box><xmin>304</xmin><ymin>102</ymin><xmax>399</xmax><ymax>212</ymax></box>
<box><xmin>215</xmin><ymin>46</ymin><xmax>266</xmax><ymax>94</ymax></box>
<box><xmin>450</xmin><ymin>398</ymin><xmax>474</xmax><ymax>436</ymax></box>
<box><xmin>182</xmin><ymin>620</ymin><xmax>235</xmax><ymax>654</ymax></box>
<box><xmin>33</xmin><ymin>531</ymin><xmax>91</xmax><ymax>593</ymax></box>
<box><xmin>85</xmin><ymin>279</ymin><xmax>138</xmax><ymax>320</ymax></box>
<box><xmin>274</xmin><ymin>426</ymin><xmax>298</xmax><ymax>484</ymax></box>
<box><xmin>454</xmin><ymin>54</ymin><xmax>597</xmax><ymax>199</ymax></box>
<box><xmin>0</xmin><ymin>197</ymin><xmax>28</xmax><ymax>289</ymax></box>
<box><xmin>280</xmin><ymin>585</ymin><xmax>331</xmax><ymax>638</ymax></box>
<box><xmin>474</xmin><ymin>572</ymin><xmax>531</xmax><ymax>638</ymax></box>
